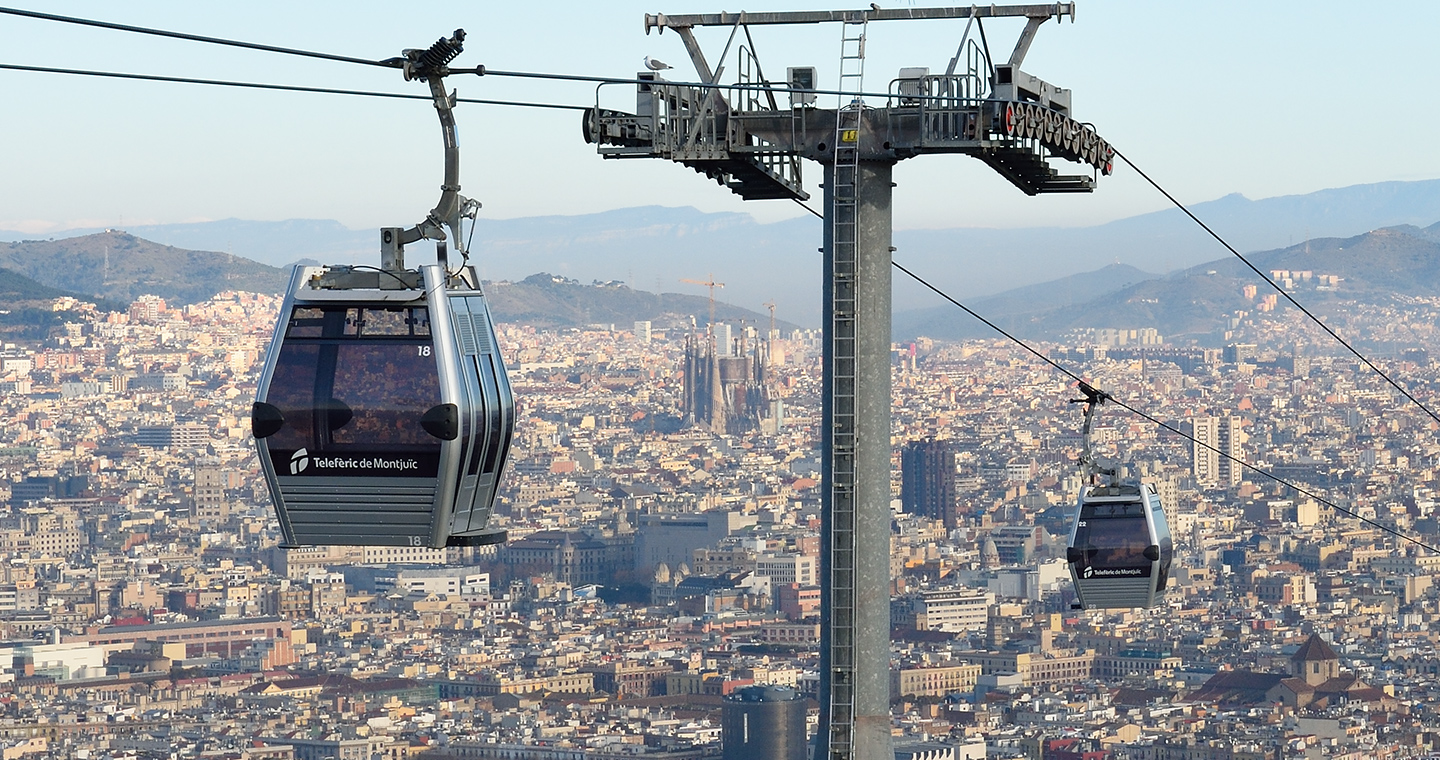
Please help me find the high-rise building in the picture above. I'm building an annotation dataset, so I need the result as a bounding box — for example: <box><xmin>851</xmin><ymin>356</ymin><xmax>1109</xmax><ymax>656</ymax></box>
<box><xmin>1148</xmin><ymin>471</ymin><xmax>1182</xmax><ymax>535</ymax></box>
<box><xmin>1218</xmin><ymin>416</ymin><xmax>1241</xmax><ymax>486</ymax></box>
<box><xmin>1290</xmin><ymin>346</ymin><xmax>1310</xmax><ymax>377</ymax></box>
<box><xmin>1223</xmin><ymin>343</ymin><xmax>1257</xmax><ymax>364</ymax></box>
<box><xmin>901</xmin><ymin>440</ymin><xmax>957</xmax><ymax>527</ymax></box>
<box><xmin>712</xmin><ymin>323</ymin><xmax>734</xmax><ymax>357</ymax></box>
<box><xmin>633</xmin><ymin>320</ymin><xmax>652</xmax><ymax>343</ymax></box>
<box><xmin>194</xmin><ymin>465</ymin><xmax>229</xmax><ymax>528</ymax></box>
<box><xmin>1192</xmin><ymin>417</ymin><xmax>1217</xmax><ymax>484</ymax></box>
<box><xmin>135</xmin><ymin>423</ymin><xmax>208</xmax><ymax>449</ymax></box>
<box><xmin>1192</xmin><ymin>416</ymin><xmax>1241</xmax><ymax>487</ymax></box>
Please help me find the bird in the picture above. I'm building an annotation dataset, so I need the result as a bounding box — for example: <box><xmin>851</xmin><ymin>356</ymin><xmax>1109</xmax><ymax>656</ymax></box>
<box><xmin>644</xmin><ymin>56</ymin><xmax>672</xmax><ymax>71</ymax></box>
<box><xmin>870</xmin><ymin>3</ymin><xmax>881</xmax><ymax>10</ymax></box>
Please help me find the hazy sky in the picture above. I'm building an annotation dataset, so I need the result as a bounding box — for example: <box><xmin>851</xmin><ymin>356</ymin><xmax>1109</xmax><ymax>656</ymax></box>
<box><xmin>3</xmin><ymin>1</ymin><xmax>1438</xmax><ymax>235</ymax></box>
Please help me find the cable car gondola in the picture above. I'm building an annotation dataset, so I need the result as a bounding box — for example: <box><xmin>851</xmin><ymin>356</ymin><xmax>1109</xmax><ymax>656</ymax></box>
<box><xmin>1065</xmin><ymin>383</ymin><xmax>1173</xmax><ymax>609</ymax></box>
<box><xmin>251</xmin><ymin>31</ymin><xmax>514</xmax><ymax>549</ymax></box>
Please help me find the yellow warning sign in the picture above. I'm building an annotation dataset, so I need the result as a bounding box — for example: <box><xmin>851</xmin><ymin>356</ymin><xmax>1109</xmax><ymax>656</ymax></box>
<box><xmin>840</xmin><ymin>129</ymin><xmax>858</xmax><ymax>143</ymax></box>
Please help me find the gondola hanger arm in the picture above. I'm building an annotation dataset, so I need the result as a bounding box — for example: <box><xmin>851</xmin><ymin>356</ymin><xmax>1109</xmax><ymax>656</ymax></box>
<box><xmin>381</xmin><ymin>29</ymin><xmax>480</xmax><ymax>272</ymax></box>
<box><xmin>1070</xmin><ymin>380</ymin><xmax>1115</xmax><ymax>483</ymax></box>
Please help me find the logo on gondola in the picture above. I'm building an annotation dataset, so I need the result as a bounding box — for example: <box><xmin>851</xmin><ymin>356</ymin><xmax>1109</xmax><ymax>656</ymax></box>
<box><xmin>290</xmin><ymin>448</ymin><xmax>309</xmax><ymax>474</ymax></box>
<box><xmin>1082</xmin><ymin>566</ymin><xmax>1094</xmax><ymax>579</ymax></box>
<box><xmin>1087</xmin><ymin>567</ymin><xmax>1147</xmax><ymax>577</ymax></box>
<box><xmin>275</xmin><ymin>448</ymin><xmax>437</xmax><ymax>477</ymax></box>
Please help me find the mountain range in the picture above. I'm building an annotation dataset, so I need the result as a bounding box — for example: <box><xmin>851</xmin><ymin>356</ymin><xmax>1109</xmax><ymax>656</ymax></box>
<box><xmin>10</xmin><ymin>178</ymin><xmax>1440</xmax><ymax>326</ymax></box>
<box><xmin>4</xmin><ymin>179</ymin><xmax>1440</xmax><ymax>342</ymax></box>
<box><xmin>2</xmin><ymin>222</ymin><xmax>1433</xmax><ymax>347</ymax></box>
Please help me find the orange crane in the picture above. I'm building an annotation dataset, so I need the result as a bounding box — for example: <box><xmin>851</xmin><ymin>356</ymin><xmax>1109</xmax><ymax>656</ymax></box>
<box><xmin>680</xmin><ymin>274</ymin><xmax>725</xmax><ymax>332</ymax></box>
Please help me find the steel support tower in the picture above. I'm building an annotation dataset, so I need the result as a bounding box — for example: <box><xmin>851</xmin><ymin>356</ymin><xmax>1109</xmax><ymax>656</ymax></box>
<box><xmin>584</xmin><ymin>7</ymin><xmax>1112</xmax><ymax>760</ymax></box>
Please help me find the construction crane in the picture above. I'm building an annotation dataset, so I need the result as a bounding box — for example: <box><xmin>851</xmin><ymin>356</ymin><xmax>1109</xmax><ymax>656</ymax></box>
<box><xmin>763</xmin><ymin>300</ymin><xmax>777</xmax><ymax>338</ymax></box>
<box><xmin>680</xmin><ymin>274</ymin><xmax>725</xmax><ymax>332</ymax></box>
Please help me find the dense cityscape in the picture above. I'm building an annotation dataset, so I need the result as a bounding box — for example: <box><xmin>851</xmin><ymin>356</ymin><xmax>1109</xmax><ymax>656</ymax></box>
<box><xmin>0</xmin><ymin>274</ymin><xmax>1439</xmax><ymax>760</ymax></box>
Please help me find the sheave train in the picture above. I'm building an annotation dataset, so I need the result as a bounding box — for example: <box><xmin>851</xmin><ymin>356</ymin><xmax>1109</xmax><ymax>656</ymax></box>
<box><xmin>251</xmin><ymin>31</ymin><xmax>515</xmax><ymax>549</ymax></box>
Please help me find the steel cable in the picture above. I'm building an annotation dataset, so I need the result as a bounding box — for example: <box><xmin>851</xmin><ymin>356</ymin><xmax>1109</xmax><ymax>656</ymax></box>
<box><xmin>1115</xmin><ymin>149</ymin><xmax>1440</xmax><ymax>427</ymax></box>
<box><xmin>0</xmin><ymin>62</ymin><xmax>588</xmax><ymax>110</ymax></box>
<box><xmin>0</xmin><ymin>6</ymin><xmax>398</xmax><ymax>68</ymax></box>
<box><xmin>891</xmin><ymin>258</ymin><xmax>1440</xmax><ymax>556</ymax></box>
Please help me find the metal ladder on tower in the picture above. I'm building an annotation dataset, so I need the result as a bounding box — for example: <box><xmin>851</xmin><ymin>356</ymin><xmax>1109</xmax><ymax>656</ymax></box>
<box><xmin>827</xmin><ymin>12</ymin><xmax>866</xmax><ymax>760</ymax></box>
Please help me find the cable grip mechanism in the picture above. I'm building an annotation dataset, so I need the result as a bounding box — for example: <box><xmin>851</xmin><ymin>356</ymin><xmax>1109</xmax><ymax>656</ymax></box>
<box><xmin>402</xmin><ymin>29</ymin><xmax>466</xmax><ymax>82</ymax></box>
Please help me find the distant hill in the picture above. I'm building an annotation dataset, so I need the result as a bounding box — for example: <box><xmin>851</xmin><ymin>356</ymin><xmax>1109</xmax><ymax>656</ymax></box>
<box><xmin>485</xmin><ymin>273</ymin><xmax>790</xmax><ymax>331</ymax></box>
<box><xmin>0</xmin><ymin>267</ymin><xmax>123</xmax><ymax>341</ymax></box>
<box><xmin>0</xmin><ymin>231</ymin><xmax>287</xmax><ymax>305</ymax></box>
<box><xmin>0</xmin><ymin>266</ymin><xmax>94</xmax><ymax>302</ymax></box>
<box><xmin>1213</xmin><ymin>223</ymin><xmax>1440</xmax><ymax>296</ymax></box>
<box><xmin>0</xmin><ymin>219</ymin><xmax>370</xmax><ymax>270</ymax></box>
<box><xmin>896</xmin><ymin>223</ymin><xmax>1440</xmax><ymax>344</ymax></box>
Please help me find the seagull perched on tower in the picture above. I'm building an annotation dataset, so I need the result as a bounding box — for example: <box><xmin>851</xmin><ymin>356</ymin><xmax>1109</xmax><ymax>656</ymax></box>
<box><xmin>644</xmin><ymin>56</ymin><xmax>672</xmax><ymax>71</ymax></box>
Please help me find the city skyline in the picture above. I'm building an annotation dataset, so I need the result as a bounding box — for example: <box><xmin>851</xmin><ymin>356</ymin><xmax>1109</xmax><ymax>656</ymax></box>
<box><xmin>3</xmin><ymin>3</ymin><xmax>1440</xmax><ymax>758</ymax></box>
<box><xmin>0</xmin><ymin>273</ymin><xmax>1436</xmax><ymax>755</ymax></box>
